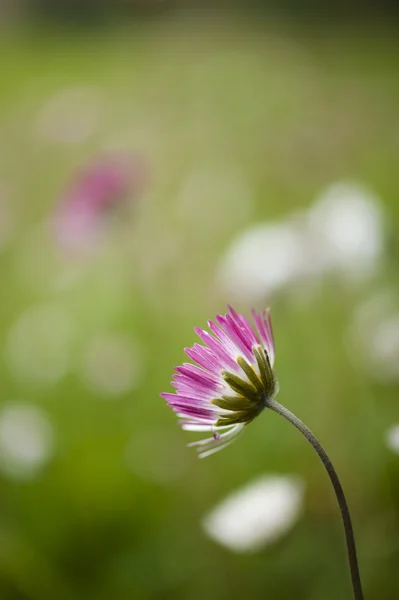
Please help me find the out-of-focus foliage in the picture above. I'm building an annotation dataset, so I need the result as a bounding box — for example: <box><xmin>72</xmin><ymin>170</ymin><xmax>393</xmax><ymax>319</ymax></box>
<box><xmin>2</xmin><ymin>0</ymin><xmax>399</xmax><ymax>25</ymax></box>
<box><xmin>0</xmin><ymin>8</ymin><xmax>398</xmax><ymax>600</ymax></box>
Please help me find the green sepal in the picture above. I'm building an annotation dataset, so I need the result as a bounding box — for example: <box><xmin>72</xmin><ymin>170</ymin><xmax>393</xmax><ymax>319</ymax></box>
<box><xmin>215</xmin><ymin>411</ymin><xmax>250</xmax><ymax>426</ymax></box>
<box><xmin>215</xmin><ymin>404</ymin><xmax>263</xmax><ymax>426</ymax></box>
<box><xmin>237</xmin><ymin>356</ymin><xmax>264</xmax><ymax>393</ymax></box>
<box><xmin>222</xmin><ymin>371</ymin><xmax>259</xmax><ymax>402</ymax></box>
<box><xmin>254</xmin><ymin>346</ymin><xmax>276</xmax><ymax>396</ymax></box>
<box><xmin>212</xmin><ymin>395</ymin><xmax>252</xmax><ymax>412</ymax></box>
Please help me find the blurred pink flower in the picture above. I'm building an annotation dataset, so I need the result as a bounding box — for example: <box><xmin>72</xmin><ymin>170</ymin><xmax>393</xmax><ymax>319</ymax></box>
<box><xmin>53</xmin><ymin>154</ymin><xmax>144</xmax><ymax>252</ymax></box>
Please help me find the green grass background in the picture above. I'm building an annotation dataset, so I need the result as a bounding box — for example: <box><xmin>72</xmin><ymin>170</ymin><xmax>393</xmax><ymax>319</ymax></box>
<box><xmin>0</xmin><ymin>12</ymin><xmax>398</xmax><ymax>599</ymax></box>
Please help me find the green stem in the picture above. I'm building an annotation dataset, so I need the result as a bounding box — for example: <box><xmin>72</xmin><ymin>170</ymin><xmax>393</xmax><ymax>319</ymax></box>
<box><xmin>266</xmin><ymin>397</ymin><xmax>364</xmax><ymax>600</ymax></box>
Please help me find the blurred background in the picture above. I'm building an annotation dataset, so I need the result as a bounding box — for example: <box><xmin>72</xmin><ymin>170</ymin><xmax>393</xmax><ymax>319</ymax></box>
<box><xmin>1</xmin><ymin>1</ymin><xmax>399</xmax><ymax>599</ymax></box>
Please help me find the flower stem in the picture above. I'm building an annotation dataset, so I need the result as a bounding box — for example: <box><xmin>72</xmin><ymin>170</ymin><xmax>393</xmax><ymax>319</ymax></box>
<box><xmin>265</xmin><ymin>397</ymin><xmax>364</xmax><ymax>600</ymax></box>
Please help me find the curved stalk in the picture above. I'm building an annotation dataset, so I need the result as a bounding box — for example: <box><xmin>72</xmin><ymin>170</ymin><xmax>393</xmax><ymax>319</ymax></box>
<box><xmin>265</xmin><ymin>397</ymin><xmax>364</xmax><ymax>600</ymax></box>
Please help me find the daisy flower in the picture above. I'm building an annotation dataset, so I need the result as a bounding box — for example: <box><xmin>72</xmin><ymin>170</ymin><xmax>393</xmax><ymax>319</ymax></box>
<box><xmin>161</xmin><ymin>306</ymin><xmax>278</xmax><ymax>458</ymax></box>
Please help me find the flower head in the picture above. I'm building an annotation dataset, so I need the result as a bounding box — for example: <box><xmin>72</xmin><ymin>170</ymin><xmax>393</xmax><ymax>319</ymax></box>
<box><xmin>161</xmin><ymin>306</ymin><xmax>277</xmax><ymax>458</ymax></box>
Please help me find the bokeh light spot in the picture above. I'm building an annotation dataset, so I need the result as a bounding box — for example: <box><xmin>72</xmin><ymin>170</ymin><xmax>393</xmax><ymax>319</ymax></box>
<box><xmin>0</xmin><ymin>402</ymin><xmax>54</xmax><ymax>480</ymax></box>
<box><xmin>386</xmin><ymin>425</ymin><xmax>399</xmax><ymax>454</ymax></box>
<box><xmin>81</xmin><ymin>334</ymin><xmax>142</xmax><ymax>397</ymax></box>
<box><xmin>308</xmin><ymin>181</ymin><xmax>384</xmax><ymax>281</ymax></box>
<box><xmin>218</xmin><ymin>219</ymin><xmax>308</xmax><ymax>302</ymax></box>
<box><xmin>5</xmin><ymin>304</ymin><xmax>75</xmax><ymax>386</ymax></box>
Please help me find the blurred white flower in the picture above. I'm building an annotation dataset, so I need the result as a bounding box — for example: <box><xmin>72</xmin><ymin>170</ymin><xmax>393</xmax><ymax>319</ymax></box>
<box><xmin>202</xmin><ymin>475</ymin><xmax>305</xmax><ymax>553</ymax></box>
<box><xmin>308</xmin><ymin>181</ymin><xmax>384</xmax><ymax>281</ymax></box>
<box><xmin>368</xmin><ymin>316</ymin><xmax>399</xmax><ymax>381</ymax></box>
<box><xmin>34</xmin><ymin>85</ymin><xmax>103</xmax><ymax>145</ymax></box>
<box><xmin>386</xmin><ymin>425</ymin><xmax>399</xmax><ymax>454</ymax></box>
<box><xmin>5</xmin><ymin>305</ymin><xmax>75</xmax><ymax>386</ymax></box>
<box><xmin>218</xmin><ymin>217</ymin><xmax>311</xmax><ymax>302</ymax></box>
<box><xmin>349</xmin><ymin>291</ymin><xmax>399</xmax><ymax>381</ymax></box>
<box><xmin>81</xmin><ymin>334</ymin><xmax>142</xmax><ymax>397</ymax></box>
<box><xmin>218</xmin><ymin>180</ymin><xmax>385</xmax><ymax>303</ymax></box>
<box><xmin>0</xmin><ymin>403</ymin><xmax>54</xmax><ymax>480</ymax></box>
